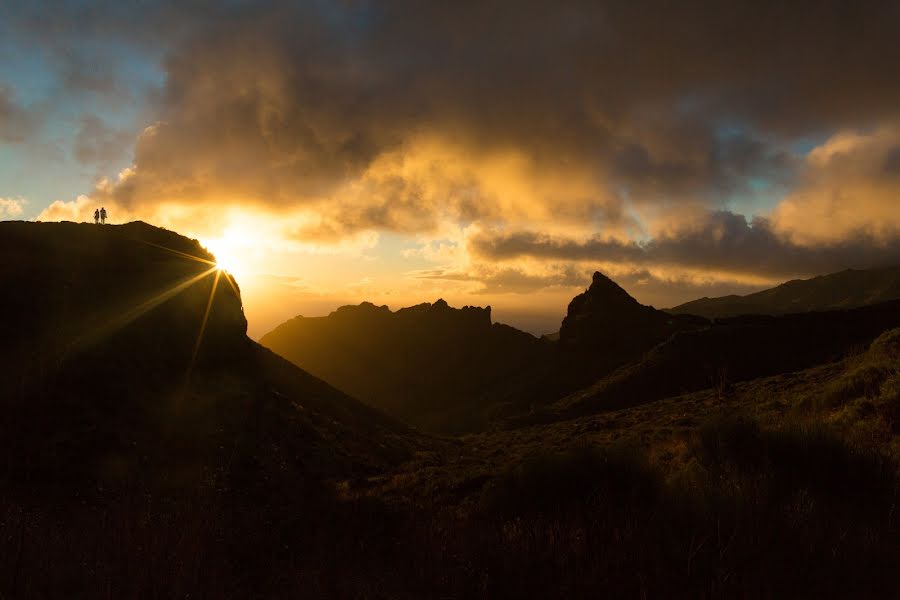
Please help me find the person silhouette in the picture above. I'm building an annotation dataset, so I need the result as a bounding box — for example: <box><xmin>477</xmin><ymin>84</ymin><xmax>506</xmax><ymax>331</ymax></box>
<box><xmin>100</xmin><ymin>207</ymin><xmax>107</xmax><ymax>224</ymax></box>
<box><xmin>93</xmin><ymin>208</ymin><xmax>100</xmax><ymax>224</ymax></box>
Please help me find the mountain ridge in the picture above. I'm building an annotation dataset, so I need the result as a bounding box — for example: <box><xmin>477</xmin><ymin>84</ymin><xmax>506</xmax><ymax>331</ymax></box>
<box><xmin>261</xmin><ymin>298</ymin><xmax>551</xmax><ymax>432</ymax></box>
<box><xmin>261</xmin><ymin>270</ymin><xmax>711</xmax><ymax>432</ymax></box>
<box><xmin>667</xmin><ymin>266</ymin><xmax>900</xmax><ymax>318</ymax></box>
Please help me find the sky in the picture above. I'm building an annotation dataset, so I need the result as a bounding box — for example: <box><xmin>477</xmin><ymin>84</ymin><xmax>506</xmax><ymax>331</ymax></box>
<box><xmin>3</xmin><ymin>1</ymin><xmax>900</xmax><ymax>338</ymax></box>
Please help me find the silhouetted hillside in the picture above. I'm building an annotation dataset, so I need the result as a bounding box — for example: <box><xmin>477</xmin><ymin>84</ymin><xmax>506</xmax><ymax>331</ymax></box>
<box><xmin>667</xmin><ymin>266</ymin><xmax>900</xmax><ymax>319</ymax></box>
<box><xmin>260</xmin><ymin>272</ymin><xmax>710</xmax><ymax>433</ymax></box>
<box><xmin>537</xmin><ymin>299</ymin><xmax>900</xmax><ymax>422</ymax></box>
<box><xmin>0</xmin><ymin>221</ymin><xmax>416</xmax><ymax>489</ymax></box>
<box><xmin>261</xmin><ymin>299</ymin><xmax>555</xmax><ymax>432</ymax></box>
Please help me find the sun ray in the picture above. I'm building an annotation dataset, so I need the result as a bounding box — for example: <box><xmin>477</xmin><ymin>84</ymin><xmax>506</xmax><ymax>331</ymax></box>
<box><xmin>73</xmin><ymin>266</ymin><xmax>219</xmax><ymax>352</ymax></box>
<box><xmin>137</xmin><ymin>239</ymin><xmax>217</xmax><ymax>267</ymax></box>
<box><xmin>221</xmin><ymin>269</ymin><xmax>241</xmax><ymax>297</ymax></box>
<box><xmin>186</xmin><ymin>268</ymin><xmax>222</xmax><ymax>383</ymax></box>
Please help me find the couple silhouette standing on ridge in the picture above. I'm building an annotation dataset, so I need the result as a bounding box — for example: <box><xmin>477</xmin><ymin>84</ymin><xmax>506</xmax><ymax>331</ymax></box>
<box><xmin>93</xmin><ymin>207</ymin><xmax>108</xmax><ymax>225</ymax></box>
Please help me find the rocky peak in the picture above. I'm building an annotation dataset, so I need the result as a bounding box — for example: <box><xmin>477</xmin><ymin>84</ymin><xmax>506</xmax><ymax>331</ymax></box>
<box><xmin>558</xmin><ymin>271</ymin><xmax>668</xmax><ymax>350</ymax></box>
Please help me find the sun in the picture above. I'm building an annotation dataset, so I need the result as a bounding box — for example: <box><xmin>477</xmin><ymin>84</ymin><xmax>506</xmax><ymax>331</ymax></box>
<box><xmin>212</xmin><ymin>247</ymin><xmax>244</xmax><ymax>276</ymax></box>
<box><xmin>202</xmin><ymin>230</ymin><xmax>254</xmax><ymax>279</ymax></box>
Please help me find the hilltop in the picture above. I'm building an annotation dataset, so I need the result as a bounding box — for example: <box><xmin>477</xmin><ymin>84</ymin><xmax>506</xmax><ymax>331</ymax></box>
<box><xmin>0</xmin><ymin>221</ymin><xmax>416</xmax><ymax>487</ymax></box>
<box><xmin>0</xmin><ymin>220</ymin><xmax>431</xmax><ymax>595</ymax></box>
<box><xmin>667</xmin><ymin>266</ymin><xmax>900</xmax><ymax>319</ymax></box>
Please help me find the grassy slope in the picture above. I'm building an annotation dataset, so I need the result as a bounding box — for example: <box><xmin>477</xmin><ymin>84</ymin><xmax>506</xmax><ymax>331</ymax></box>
<box><xmin>358</xmin><ymin>330</ymin><xmax>900</xmax><ymax>597</ymax></box>
<box><xmin>382</xmin><ymin>328</ymin><xmax>900</xmax><ymax>501</ymax></box>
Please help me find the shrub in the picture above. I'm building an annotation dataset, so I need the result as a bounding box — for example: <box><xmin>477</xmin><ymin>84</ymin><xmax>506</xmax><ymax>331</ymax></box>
<box><xmin>870</xmin><ymin>327</ymin><xmax>900</xmax><ymax>361</ymax></box>
<box><xmin>692</xmin><ymin>415</ymin><xmax>895</xmax><ymax>510</ymax></box>
<box><xmin>817</xmin><ymin>363</ymin><xmax>892</xmax><ymax>410</ymax></box>
<box><xmin>480</xmin><ymin>445</ymin><xmax>660</xmax><ymax>517</ymax></box>
<box><xmin>876</xmin><ymin>373</ymin><xmax>900</xmax><ymax>432</ymax></box>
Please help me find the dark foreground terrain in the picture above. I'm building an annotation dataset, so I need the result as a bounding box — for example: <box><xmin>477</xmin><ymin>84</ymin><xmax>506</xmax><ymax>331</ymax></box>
<box><xmin>1</xmin><ymin>222</ymin><xmax>898</xmax><ymax>598</ymax></box>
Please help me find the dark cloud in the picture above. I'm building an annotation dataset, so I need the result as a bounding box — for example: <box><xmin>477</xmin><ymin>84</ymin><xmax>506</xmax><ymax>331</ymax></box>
<box><xmin>51</xmin><ymin>49</ymin><xmax>133</xmax><ymax>102</ymax></box>
<box><xmin>73</xmin><ymin>115</ymin><xmax>133</xmax><ymax>165</ymax></box>
<box><xmin>883</xmin><ymin>147</ymin><xmax>900</xmax><ymax>175</ymax></box>
<box><xmin>0</xmin><ymin>87</ymin><xmax>39</xmax><ymax>143</ymax></box>
<box><xmin>469</xmin><ymin>210</ymin><xmax>900</xmax><ymax>280</ymax></box>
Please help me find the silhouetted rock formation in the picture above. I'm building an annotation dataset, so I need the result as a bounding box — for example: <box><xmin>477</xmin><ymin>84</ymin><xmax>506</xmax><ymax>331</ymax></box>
<box><xmin>0</xmin><ymin>221</ymin><xmax>416</xmax><ymax>492</ymax></box>
<box><xmin>558</xmin><ymin>271</ymin><xmax>707</xmax><ymax>373</ymax></box>
<box><xmin>537</xmin><ymin>299</ymin><xmax>900</xmax><ymax>423</ymax></box>
<box><xmin>261</xmin><ymin>299</ymin><xmax>552</xmax><ymax>432</ymax></box>
<box><xmin>667</xmin><ymin>266</ymin><xmax>900</xmax><ymax>319</ymax></box>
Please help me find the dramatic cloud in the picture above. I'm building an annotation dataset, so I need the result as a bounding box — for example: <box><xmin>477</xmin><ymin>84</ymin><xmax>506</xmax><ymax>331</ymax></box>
<box><xmin>16</xmin><ymin>1</ymin><xmax>900</xmax><ymax>332</ymax></box>
<box><xmin>772</xmin><ymin>124</ymin><xmax>900</xmax><ymax>245</ymax></box>
<box><xmin>81</xmin><ymin>0</ymin><xmax>900</xmax><ymax>234</ymax></box>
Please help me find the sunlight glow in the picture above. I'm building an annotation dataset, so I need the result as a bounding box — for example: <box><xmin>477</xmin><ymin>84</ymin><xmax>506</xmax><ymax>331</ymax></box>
<box><xmin>202</xmin><ymin>226</ymin><xmax>261</xmax><ymax>280</ymax></box>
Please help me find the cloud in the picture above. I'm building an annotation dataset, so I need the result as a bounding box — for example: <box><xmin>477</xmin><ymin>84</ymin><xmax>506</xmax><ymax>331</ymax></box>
<box><xmin>84</xmin><ymin>0</ymin><xmax>900</xmax><ymax>238</ymax></box>
<box><xmin>771</xmin><ymin>124</ymin><xmax>900</xmax><ymax>245</ymax></box>
<box><xmin>469</xmin><ymin>209</ymin><xmax>900</xmax><ymax>281</ymax></box>
<box><xmin>73</xmin><ymin>115</ymin><xmax>133</xmax><ymax>165</ymax></box>
<box><xmin>36</xmin><ymin>195</ymin><xmax>99</xmax><ymax>222</ymax></box>
<box><xmin>0</xmin><ymin>197</ymin><xmax>26</xmax><ymax>219</ymax></box>
<box><xmin>0</xmin><ymin>87</ymin><xmax>40</xmax><ymax>143</ymax></box>
<box><xmin>19</xmin><ymin>1</ymin><xmax>900</xmax><ymax>311</ymax></box>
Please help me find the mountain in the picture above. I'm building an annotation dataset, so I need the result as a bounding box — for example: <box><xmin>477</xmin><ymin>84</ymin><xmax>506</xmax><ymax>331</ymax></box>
<box><xmin>261</xmin><ymin>299</ymin><xmax>554</xmax><ymax>432</ymax></box>
<box><xmin>0</xmin><ymin>221</ymin><xmax>417</xmax><ymax>490</ymax></box>
<box><xmin>261</xmin><ymin>272</ymin><xmax>709</xmax><ymax>433</ymax></box>
<box><xmin>542</xmin><ymin>271</ymin><xmax>710</xmax><ymax>397</ymax></box>
<box><xmin>667</xmin><ymin>266</ymin><xmax>900</xmax><ymax>319</ymax></box>
<box><xmin>559</xmin><ymin>270</ymin><xmax>707</xmax><ymax>354</ymax></box>
<box><xmin>529</xmin><ymin>298</ymin><xmax>900</xmax><ymax>423</ymax></box>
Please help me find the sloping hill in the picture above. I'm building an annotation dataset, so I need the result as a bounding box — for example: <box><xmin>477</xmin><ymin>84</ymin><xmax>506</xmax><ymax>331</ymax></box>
<box><xmin>261</xmin><ymin>299</ymin><xmax>554</xmax><ymax>432</ymax></box>
<box><xmin>667</xmin><ymin>266</ymin><xmax>900</xmax><ymax>319</ymax></box>
<box><xmin>532</xmin><ymin>299</ymin><xmax>900</xmax><ymax>423</ymax></box>
<box><xmin>0</xmin><ymin>221</ymin><xmax>417</xmax><ymax>490</ymax></box>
